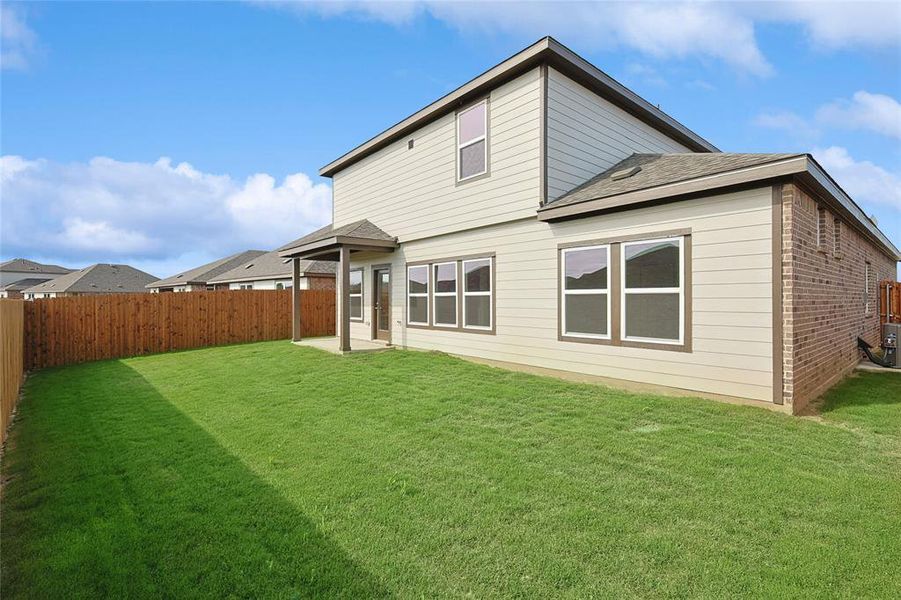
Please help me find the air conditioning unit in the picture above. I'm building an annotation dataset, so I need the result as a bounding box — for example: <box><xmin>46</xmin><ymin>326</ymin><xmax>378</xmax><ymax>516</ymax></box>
<box><xmin>882</xmin><ymin>323</ymin><xmax>899</xmax><ymax>368</ymax></box>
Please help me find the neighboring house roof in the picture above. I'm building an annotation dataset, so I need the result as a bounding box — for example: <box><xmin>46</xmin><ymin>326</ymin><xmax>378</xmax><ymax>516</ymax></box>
<box><xmin>319</xmin><ymin>36</ymin><xmax>717</xmax><ymax>178</ymax></box>
<box><xmin>1</xmin><ymin>278</ymin><xmax>54</xmax><ymax>292</ymax></box>
<box><xmin>538</xmin><ymin>152</ymin><xmax>901</xmax><ymax>261</ymax></box>
<box><xmin>23</xmin><ymin>264</ymin><xmax>159</xmax><ymax>294</ymax></box>
<box><xmin>0</xmin><ymin>258</ymin><xmax>71</xmax><ymax>275</ymax></box>
<box><xmin>147</xmin><ymin>250</ymin><xmax>266</xmax><ymax>289</ymax></box>
<box><xmin>279</xmin><ymin>219</ymin><xmax>397</xmax><ymax>258</ymax></box>
<box><xmin>207</xmin><ymin>250</ymin><xmax>336</xmax><ymax>285</ymax></box>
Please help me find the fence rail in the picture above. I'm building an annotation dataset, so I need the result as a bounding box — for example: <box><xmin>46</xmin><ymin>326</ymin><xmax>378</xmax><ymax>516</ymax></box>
<box><xmin>1</xmin><ymin>299</ymin><xmax>25</xmax><ymax>442</ymax></box>
<box><xmin>880</xmin><ymin>280</ymin><xmax>900</xmax><ymax>327</ymax></box>
<box><xmin>23</xmin><ymin>289</ymin><xmax>334</xmax><ymax>370</ymax></box>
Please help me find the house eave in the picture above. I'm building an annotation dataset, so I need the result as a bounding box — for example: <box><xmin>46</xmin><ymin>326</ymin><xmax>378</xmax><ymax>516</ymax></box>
<box><xmin>538</xmin><ymin>155</ymin><xmax>900</xmax><ymax>262</ymax></box>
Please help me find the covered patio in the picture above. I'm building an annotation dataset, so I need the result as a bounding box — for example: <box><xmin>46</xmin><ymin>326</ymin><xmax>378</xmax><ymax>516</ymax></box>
<box><xmin>279</xmin><ymin>219</ymin><xmax>397</xmax><ymax>353</ymax></box>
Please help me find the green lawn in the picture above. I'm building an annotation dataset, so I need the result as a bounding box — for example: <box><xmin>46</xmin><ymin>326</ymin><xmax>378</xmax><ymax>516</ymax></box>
<box><xmin>2</xmin><ymin>342</ymin><xmax>900</xmax><ymax>598</ymax></box>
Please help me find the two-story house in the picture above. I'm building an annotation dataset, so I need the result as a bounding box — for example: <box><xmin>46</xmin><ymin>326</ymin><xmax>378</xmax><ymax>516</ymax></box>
<box><xmin>279</xmin><ymin>37</ymin><xmax>900</xmax><ymax>414</ymax></box>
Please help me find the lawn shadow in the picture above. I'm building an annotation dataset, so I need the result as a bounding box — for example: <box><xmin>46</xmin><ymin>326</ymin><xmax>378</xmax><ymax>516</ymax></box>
<box><xmin>1</xmin><ymin>361</ymin><xmax>391</xmax><ymax>599</ymax></box>
<box><xmin>819</xmin><ymin>372</ymin><xmax>901</xmax><ymax>413</ymax></box>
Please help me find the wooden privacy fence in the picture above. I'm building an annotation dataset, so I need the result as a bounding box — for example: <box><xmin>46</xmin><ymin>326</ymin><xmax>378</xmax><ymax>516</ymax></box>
<box><xmin>23</xmin><ymin>289</ymin><xmax>335</xmax><ymax>370</ymax></box>
<box><xmin>1</xmin><ymin>299</ymin><xmax>26</xmax><ymax>442</ymax></box>
<box><xmin>881</xmin><ymin>280</ymin><xmax>900</xmax><ymax>326</ymax></box>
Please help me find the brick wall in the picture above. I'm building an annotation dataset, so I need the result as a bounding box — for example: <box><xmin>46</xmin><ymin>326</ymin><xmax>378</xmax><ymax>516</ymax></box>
<box><xmin>781</xmin><ymin>182</ymin><xmax>896</xmax><ymax>413</ymax></box>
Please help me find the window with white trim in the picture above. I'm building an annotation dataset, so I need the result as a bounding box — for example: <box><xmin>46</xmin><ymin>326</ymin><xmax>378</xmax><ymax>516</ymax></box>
<box><xmin>349</xmin><ymin>269</ymin><xmax>363</xmax><ymax>321</ymax></box>
<box><xmin>433</xmin><ymin>262</ymin><xmax>457</xmax><ymax>327</ymax></box>
<box><xmin>407</xmin><ymin>265</ymin><xmax>429</xmax><ymax>325</ymax></box>
<box><xmin>817</xmin><ymin>205</ymin><xmax>827</xmax><ymax>249</ymax></box>
<box><xmin>561</xmin><ymin>245</ymin><xmax>610</xmax><ymax>339</ymax></box>
<box><xmin>457</xmin><ymin>100</ymin><xmax>488</xmax><ymax>181</ymax></box>
<box><xmin>239</xmin><ymin>283</ymin><xmax>253</xmax><ymax>290</ymax></box>
<box><xmin>622</xmin><ymin>237</ymin><xmax>683</xmax><ymax>344</ymax></box>
<box><xmin>463</xmin><ymin>258</ymin><xmax>492</xmax><ymax>329</ymax></box>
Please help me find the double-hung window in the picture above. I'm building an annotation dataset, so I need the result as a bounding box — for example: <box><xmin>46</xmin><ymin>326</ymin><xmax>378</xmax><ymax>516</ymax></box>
<box><xmin>561</xmin><ymin>245</ymin><xmax>610</xmax><ymax>339</ymax></box>
<box><xmin>433</xmin><ymin>262</ymin><xmax>458</xmax><ymax>327</ymax></box>
<box><xmin>463</xmin><ymin>258</ymin><xmax>492</xmax><ymax>329</ymax></box>
<box><xmin>349</xmin><ymin>270</ymin><xmax>363</xmax><ymax>321</ymax></box>
<box><xmin>457</xmin><ymin>100</ymin><xmax>488</xmax><ymax>181</ymax></box>
<box><xmin>407</xmin><ymin>265</ymin><xmax>429</xmax><ymax>325</ymax></box>
<box><xmin>622</xmin><ymin>237</ymin><xmax>684</xmax><ymax>344</ymax></box>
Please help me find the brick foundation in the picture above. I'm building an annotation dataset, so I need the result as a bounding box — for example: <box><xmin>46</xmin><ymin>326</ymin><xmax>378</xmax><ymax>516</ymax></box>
<box><xmin>781</xmin><ymin>182</ymin><xmax>895</xmax><ymax>413</ymax></box>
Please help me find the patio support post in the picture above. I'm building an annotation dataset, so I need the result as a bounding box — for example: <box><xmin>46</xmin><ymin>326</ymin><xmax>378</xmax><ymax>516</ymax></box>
<box><xmin>291</xmin><ymin>258</ymin><xmax>302</xmax><ymax>342</ymax></box>
<box><xmin>338</xmin><ymin>245</ymin><xmax>351</xmax><ymax>352</ymax></box>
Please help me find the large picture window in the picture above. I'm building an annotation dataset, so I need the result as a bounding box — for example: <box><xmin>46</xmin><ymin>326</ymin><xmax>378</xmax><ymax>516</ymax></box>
<box><xmin>463</xmin><ymin>258</ymin><xmax>492</xmax><ymax>330</ymax></box>
<box><xmin>407</xmin><ymin>265</ymin><xmax>429</xmax><ymax>325</ymax></box>
<box><xmin>433</xmin><ymin>262</ymin><xmax>457</xmax><ymax>327</ymax></box>
<box><xmin>622</xmin><ymin>237</ymin><xmax>683</xmax><ymax>344</ymax></box>
<box><xmin>561</xmin><ymin>245</ymin><xmax>610</xmax><ymax>339</ymax></box>
<box><xmin>349</xmin><ymin>269</ymin><xmax>363</xmax><ymax>321</ymax></box>
<box><xmin>457</xmin><ymin>100</ymin><xmax>488</xmax><ymax>181</ymax></box>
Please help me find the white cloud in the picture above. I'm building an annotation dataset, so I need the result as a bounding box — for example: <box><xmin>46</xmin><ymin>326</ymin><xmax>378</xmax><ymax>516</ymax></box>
<box><xmin>272</xmin><ymin>1</ymin><xmax>773</xmax><ymax>76</ymax></box>
<box><xmin>1</xmin><ymin>4</ymin><xmax>39</xmax><ymax>70</ymax></box>
<box><xmin>260</xmin><ymin>1</ymin><xmax>900</xmax><ymax>77</ymax></box>
<box><xmin>0</xmin><ymin>155</ymin><xmax>332</xmax><ymax>273</ymax></box>
<box><xmin>754</xmin><ymin>109</ymin><xmax>820</xmax><ymax>140</ymax></box>
<box><xmin>816</xmin><ymin>91</ymin><xmax>901</xmax><ymax>139</ymax></box>
<box><xmin>771</xmin><ymin>1</ymin><xmax>901</xmax><ymax>50</ymax></box>
<box><xmin>813</xmin><ymin>146</ymin><xmax>901</xmax><ymax>211</ymax></box>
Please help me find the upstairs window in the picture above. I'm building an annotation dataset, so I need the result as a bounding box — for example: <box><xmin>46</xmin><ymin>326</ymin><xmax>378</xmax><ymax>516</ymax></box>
<box><xmin>457</xmin><ymin>100</ymin><xmax>488</xmax><ymax>181</ymax></box>
<box><xmin>407</xmin><ymin>265</ymin><xmax>429</xmax><ymax>325</ymax></box>
<box><xmin>622</xmin><ymin>238</ymin><xmax>683</xmax><ymax>344</ymax></box>
<box><xmin>561</xmin><ymin>245</ymin><xmax>610</xmax><ymax>339</ymax></box>
<box><xmin>349</xmin><ymin>270</ymin><xmax>363</xmax><ymax>321</ymax></box>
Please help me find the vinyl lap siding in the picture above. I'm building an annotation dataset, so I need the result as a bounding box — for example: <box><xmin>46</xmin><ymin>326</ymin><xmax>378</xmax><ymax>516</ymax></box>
<box><xmin>333</xmin><ymin>68</ymin><xmax>542</xmax><ymax>241</ymax></box>
<box><xmin>349</xmin><ymin>186</ymin><xmax>775</xmax><ymax>402</ymax></box>
<box><xmin>545</xmin><ymin>67</ymin><xmax>692</xmax><ymax>201</ymax></box>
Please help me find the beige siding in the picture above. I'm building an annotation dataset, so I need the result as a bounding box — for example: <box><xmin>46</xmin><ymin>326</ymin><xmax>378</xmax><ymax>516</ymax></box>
<box><xmin>333</xmin><ymin>68</ymin><xmax>542</xmax><ymax>241</ymax></box>
<box><xmin>545</xmin><ymin>67</ymin><xmax>692</xmax><ymax>201</ymax></box>
<box><xmin>348</xmin><ymin>187</ymin><xmax>775</xmax><ymax>402</ymax></box>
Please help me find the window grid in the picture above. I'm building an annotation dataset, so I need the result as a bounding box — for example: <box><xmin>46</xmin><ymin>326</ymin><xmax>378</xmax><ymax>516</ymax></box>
<box><xmin>457</xmin><ymin>101</ymin><xmax>488</xmax><ymax>181</ymax></box>
<box><xmin>433</xmin><ymin>262</ymin><xmax>458</xmax><ymax>328</ymax></box>
<box><xmin>621</xmin><ymin>237</ymin><xmax>684</xmax><ymax>345</ymax></box>
<box><xmin>817</xmin><ymin>206</ymin><xmax>827</xmax><ymax>248</ymax></box>
<box><xmin>406</xmin><ymin>265</ymin><xmax>429</xmax><ymax>326</ymax></box>
<box><xmin>462</xmin><ymin>258</ymin><xmax>492</xmax><ymax>330</ymax></box>
<box><xmin>349</xmin><ymin>270</ymin><xmax>363</xmax><ymax>321</ymax></box>
<box><xmin>833</xmin><ymin>218</ymin><xmax>842</xmax><ymax>256</ymax></box>
<box><xmin>561</xmin><ymin>245</ymin><xmax>611</xmax><ymax>340</ymax></box>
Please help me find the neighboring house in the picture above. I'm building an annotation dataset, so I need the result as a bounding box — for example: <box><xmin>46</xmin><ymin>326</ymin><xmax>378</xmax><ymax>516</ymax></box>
<box><xmin>22</xmin><ymin>264</ymin><xmax>158</xmax><ymax>299</ymax></box>
<box><xmin>147</xmin><ymin>250</ymin><xmax>265</xmax><ymax>293</ymax></box>
<box><xmin>206</xmin><ymin>250</ymin><xmax>336</xmax><ymax>291</ymax></box>
<box><xmin>279</xmin><ymin>37</ymin><xmax>900</xmax><ymax>414</ymax></box>
<box><xmin>0</xmin><ymin>258</ymin><xmax>72</xmax><ymax>292</ymax></box>
<box><xmin>1</xmin><ymin>278</ymin><xmax>59</xmax><ymax>299</ymax></box>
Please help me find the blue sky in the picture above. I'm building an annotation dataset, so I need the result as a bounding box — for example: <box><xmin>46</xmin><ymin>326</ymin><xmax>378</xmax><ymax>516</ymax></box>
<box><xmin>1</xmin><ymin>1</ymin><xmax>899</xmax><ymax>277</ymax></box>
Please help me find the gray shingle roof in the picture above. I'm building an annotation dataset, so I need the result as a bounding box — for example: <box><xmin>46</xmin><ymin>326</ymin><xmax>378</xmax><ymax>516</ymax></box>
<box><xmin>0</xmin><ymin>258</ymin><xmax>72</xmax><ymax>275</ymax></box>
<box><xmin>279</xmin><ymin>219</ymin><xmax>396</xmax><ymax>254</ymax></box>
<box><xmin>23</xmin><ymin>264</ymin><xmax>159</xmax><ymax>294</ymax></box>
<box><xmin>1</xmin><ymin>278</ymin><xmax>54</xmax><ymax>292</ymax></box>
<box><xmin>207</xmin><ymin>250</ymin><xmax>336</xmax><ymax>284</ymax></box>
<box><xmin>148</xmin><ymin>250</ymin><xmax>266</xmax><ymax>289</ymax></box>
<box><xmin>544</xmin><ymin>153</ymin><xmax>803</xmax><ymax>210</ymax></box>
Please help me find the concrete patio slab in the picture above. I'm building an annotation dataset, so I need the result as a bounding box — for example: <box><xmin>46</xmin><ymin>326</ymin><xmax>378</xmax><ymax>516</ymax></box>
<box><xmin>292</xmin><ymin>336</ymin><xmax>393</xmax><ymax>355</ymax></box>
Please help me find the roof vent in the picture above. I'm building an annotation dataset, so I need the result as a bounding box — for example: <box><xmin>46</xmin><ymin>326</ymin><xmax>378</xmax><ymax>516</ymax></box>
<box><xmin>610</xmin><ymin>166</ymin><xmax>642</xmax><ymax>181</ymax></box>
<box><xmin>244</xmin><ymin>263</ymin><xmax>254</xmax><ymax>269</ymax></box>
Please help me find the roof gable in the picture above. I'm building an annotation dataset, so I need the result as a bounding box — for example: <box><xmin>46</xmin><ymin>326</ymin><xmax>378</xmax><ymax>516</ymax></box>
<box><xmin>319</xmin><ymin>36</ymin><xmax>716</xmax><ymax>178</ymax></box>
<box><xmin>23</xmin><ymin>264</ymin><xmax>159</xmax><ymax>294</ymax></box>
<box><xmin>148</xmin><ymin>250</ymin><xmax>266</xmax><ymax>288</ymax></box>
